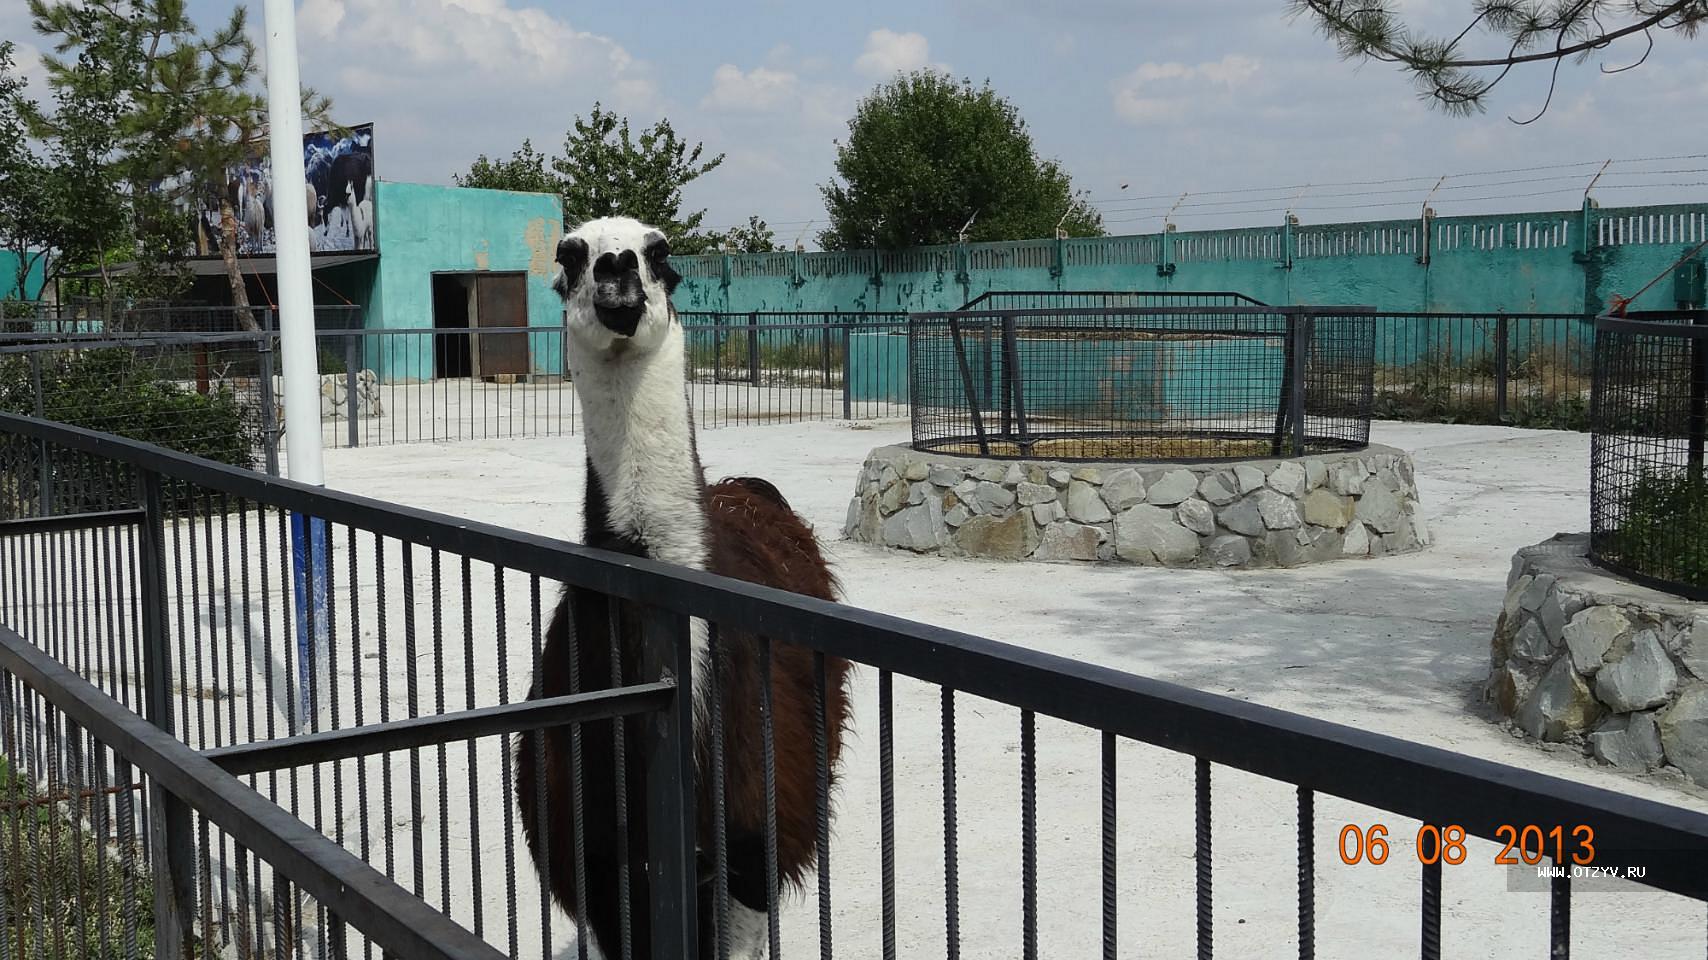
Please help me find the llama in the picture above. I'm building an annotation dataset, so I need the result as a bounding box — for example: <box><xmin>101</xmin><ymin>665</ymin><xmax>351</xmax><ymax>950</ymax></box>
<box><xmin>515</xmin><ymin>216</ymin><xmax>852</xmax><ymax>959</ymax></box>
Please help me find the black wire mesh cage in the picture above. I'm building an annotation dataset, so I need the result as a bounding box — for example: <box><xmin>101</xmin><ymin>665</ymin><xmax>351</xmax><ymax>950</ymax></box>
<box><xmin>1589</xmin><ymin>309</ymin><xmax>1708</xmax><ymax>598</ymax></box>
<box><xmin>909</xmin><ymin>304</ymin><xmax>1376</xmax><ymax>462</ymax></box>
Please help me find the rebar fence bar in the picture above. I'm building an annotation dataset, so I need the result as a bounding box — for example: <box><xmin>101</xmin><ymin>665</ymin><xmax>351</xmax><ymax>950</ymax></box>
<box><xmin>1370</xmin><ymin>312</ymin><xmax>1594</xmax><ymax>429</ymax></box>
<box><xmin>909</xmin><ymin>305</ymin><xmax>1376</xmax><ymax>461</ymax></box>
<box><xmin>1589</xmin><ymin>309</ymin><xmax>1708</xmax><ymax>599</ymax></box>
<box><xmin>959</xmin><ymin>290</ymin><xmax>1269</xmax><ymax>310</ymax></box>
<box><xmin>1</xmin><ymin>413</ymin><xmax>1706</xmax><ymax>959</ymax></box>
<box><xmin>678</xmin><ymin>313</ymin><xmax>910</xmax><ymax>427</ymax></box>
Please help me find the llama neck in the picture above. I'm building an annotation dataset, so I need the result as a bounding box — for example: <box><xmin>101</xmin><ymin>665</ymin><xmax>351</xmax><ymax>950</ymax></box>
<box><xmin>574</xmin><ymin>333</ymin><xmax>708</xmax><ymax>570</ymax></box>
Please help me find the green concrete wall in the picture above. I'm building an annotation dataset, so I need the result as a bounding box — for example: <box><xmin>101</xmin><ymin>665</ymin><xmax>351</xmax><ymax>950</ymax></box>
<box><xmin>674</xmin><ymin>202</ymin><xmax>1706</xmax><ymax>319</ymax></box>
<box><xmin>0</xmin><ymin>251</ymin><xmax>47</xmax><ymax>301</ymax></box>
<box><xmin>368</xmin><ymin>181</ymin><xmax>563</xmax><ymax>381</ymax></box>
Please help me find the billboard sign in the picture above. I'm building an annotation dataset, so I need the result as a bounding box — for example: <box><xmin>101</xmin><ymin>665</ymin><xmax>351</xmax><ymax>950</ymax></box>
<box><xmin>187</xmin><ymin>123</ymin><xmax>376</xmax><ymax>257</ymax></box>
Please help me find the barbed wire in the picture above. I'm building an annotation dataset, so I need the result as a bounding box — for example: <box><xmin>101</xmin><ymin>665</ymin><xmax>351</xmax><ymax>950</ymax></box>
<box><xmin>690</xmin><ymin>153</ymin><xmax>1708</xmax><ymax>238</ymax></box>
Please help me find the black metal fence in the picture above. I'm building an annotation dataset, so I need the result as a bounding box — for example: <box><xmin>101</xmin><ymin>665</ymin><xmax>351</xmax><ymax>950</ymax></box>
<box><xmin>959</xmin><ymin>290</ymin><xmax>1269</xmax><ymax>310</ymax></box>
<box><xmin>678</xmin><ymin>312</ymin><xmax>911</xmax><ymax>428</ymax></box>
<box><xmin>909</xmin><ymin>305</ymin><xmax>1375</xmax><ymax>461</ymax></box>
<box><xmin>2</xmin><ymin>414</ymin><xmax>1706</xmax><ymax>958</ymax></box>
<box><xmin>1371</xmin><ymin>312</ymin><xmax>1594</xmax><ymax>430</ymax></box>
<box><xmin>1588</xmin><ymin>309</ymin><xmax>1708</xmax><ymax>598</ymax></box>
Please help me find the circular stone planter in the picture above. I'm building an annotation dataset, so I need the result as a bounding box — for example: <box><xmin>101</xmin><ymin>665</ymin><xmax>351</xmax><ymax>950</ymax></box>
<box><xmin>1486</xmin><ymin>534</ymin><xmax>1708</xmax><ymax>787</ymax></box>
<box><xmin>841</xmin><ymin>443</ymin><xmax>1427</xmax><ymax>568</ymax></box>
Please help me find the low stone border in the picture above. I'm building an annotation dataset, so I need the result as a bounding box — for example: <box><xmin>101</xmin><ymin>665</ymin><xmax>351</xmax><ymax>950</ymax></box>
<box><xmin>842</xmin><ymin>443</ymin><xmax>1427</xmax><ymax>568</ymax></box>
<box><xmin>1486</xmin><ymin>533</ymin><xmax>1708</xmax><ymax>787</ymax></box>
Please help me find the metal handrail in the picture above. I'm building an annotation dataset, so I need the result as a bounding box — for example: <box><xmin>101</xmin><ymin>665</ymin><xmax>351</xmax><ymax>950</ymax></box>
<box><xmin>4</xmin><ymin>411</ymin><xmax>1706</xmax><ymax>902</ymax></box>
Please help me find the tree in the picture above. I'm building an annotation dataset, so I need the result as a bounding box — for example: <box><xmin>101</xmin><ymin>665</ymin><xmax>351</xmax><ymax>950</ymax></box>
<box><xmin>819</xmin><ymin>71</ymin><xmax>1102</xmax><ymax>251</ymax></box>
<box><xmin>454</xmin><ymin>139</ymin><xmax>556</xmax><ymax>194</ymax></box>
<box><xmin>553</xmin><ymin>104</ymin><xmax>725</xmax><ymax>246</ymax></box>
<box><xmin>456</xmin><ymin>105</ymin><xmax>727</xmax><ymax>251</ymax></box>
<box><xmin>1292</xmin><ymin>1</ymin><xmax>1708</xmax><ymax>121</ymax></box>
<box><xmin>0</xmin><ymin>35</ymin><xmax>136</xmax><ymax>302</ymax></box>
<box><xmin>30</xmin><ymin>0</ymin><xmax>336</xmax><ymax>327</ymax></box>
<box><xmin>701</xmin><ymin>216</ymin><xmax>782</xmax><ymax>254</ymax></box>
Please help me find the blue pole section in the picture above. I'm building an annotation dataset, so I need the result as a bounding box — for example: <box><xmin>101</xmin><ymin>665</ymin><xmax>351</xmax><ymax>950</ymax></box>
<box><xmin>290</xmin><ymin>512</ymin><xmax>331</xmax><ymax>731</ymax></box>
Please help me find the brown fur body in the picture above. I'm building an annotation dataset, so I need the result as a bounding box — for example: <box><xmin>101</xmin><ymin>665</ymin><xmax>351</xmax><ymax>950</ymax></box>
<box><xmin>516</xmin><ymin>474</ymin><xmax>851</xmax><ymax>958</ymax></box>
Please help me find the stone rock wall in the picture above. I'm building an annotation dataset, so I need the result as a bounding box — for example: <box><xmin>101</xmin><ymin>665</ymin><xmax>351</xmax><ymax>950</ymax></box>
<box><xmin>1488</xmin><ymin>534</ymin><xmax>1708</xmax><ymax>786</ymax></box>
<box><xmin>843</xmin><ymin>444</ymin><xmax>1428</xmax><ymax>568</ymax></box>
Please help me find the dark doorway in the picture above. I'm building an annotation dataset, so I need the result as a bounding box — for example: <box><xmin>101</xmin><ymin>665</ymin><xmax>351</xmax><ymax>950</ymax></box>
<box><xmin>432</xmin><ymin>274</ymin><xmax>472</xmax><ymax>379</ymax></box>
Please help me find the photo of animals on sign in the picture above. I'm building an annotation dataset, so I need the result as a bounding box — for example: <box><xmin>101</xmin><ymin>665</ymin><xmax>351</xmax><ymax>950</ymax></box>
<box><xmin>186</xmin><ymin>122</ymin><xmax>376</xmax><ymax>257</ymax></box>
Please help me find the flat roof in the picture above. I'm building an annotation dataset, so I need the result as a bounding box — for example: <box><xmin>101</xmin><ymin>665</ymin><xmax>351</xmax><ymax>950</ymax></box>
<box><xmin>65</xmin><ymin>252</ymin><xmax>378</xmax><ymax>278</ymax></box>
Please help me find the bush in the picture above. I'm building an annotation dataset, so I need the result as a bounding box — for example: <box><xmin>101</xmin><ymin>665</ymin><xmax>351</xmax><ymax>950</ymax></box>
<box><xmin>1604</xmin><ymin>471</ymin><xmax>1708</xmax><ymax>590</ymax></box>
<box><xmin>0</xmin><ymin>349</ymin><xmax>257</xmax><ymax>517</ymax></box>
<box><xmin>2</xmin><ymin>350</ymin><xmax>256</xmax><ymax>465</ymax></box>
<box><xmin>0</xmin><ymin>754</ymin><xmax>182</xmax><ymax>959</ymax></box>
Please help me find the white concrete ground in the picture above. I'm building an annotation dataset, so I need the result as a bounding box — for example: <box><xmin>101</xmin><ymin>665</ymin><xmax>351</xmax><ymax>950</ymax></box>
<box><xmin>309</xmin><ymin>419</ymin><xmax>1706</xmax><ymax>960</ymax></box>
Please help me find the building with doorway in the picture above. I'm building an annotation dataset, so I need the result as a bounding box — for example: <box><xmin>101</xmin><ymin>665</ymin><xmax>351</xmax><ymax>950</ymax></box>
<box><xmin>62</xmin><ymin>123</ymin><xmax>566</xmax><ymax>385</ymax></box>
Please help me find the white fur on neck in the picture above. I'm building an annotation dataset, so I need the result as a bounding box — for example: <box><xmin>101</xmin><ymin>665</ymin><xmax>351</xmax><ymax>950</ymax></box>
<box><xmin>569</xmin><ymin>322</ymin><xmax>714</xmax><ymax>741</ymax></box>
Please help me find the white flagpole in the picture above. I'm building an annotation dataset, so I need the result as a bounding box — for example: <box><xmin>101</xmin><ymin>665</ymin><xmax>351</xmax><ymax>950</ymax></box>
<box><xmin>261</xmin><ymin>0</ymin><xmax>322</xmax><ymax>485</ymax></box>
<box><xmin>261</xmin><ymin>0</ymin><xmax>329</xmax><ymax>734</ymax></box>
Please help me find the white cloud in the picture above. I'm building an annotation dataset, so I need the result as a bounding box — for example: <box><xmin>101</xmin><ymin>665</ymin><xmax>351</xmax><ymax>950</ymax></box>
<box><xmin>1112</xmin><ymin>54</ymin><xmax>1260</xmax><ymax>123</ymax></box>
<box><xmin>287</xmin><ymin>0</ymin><xmax>660</xmax><ymax>184</ymax></box>
<box><xmin>702</xmin><ymin>63</ymin><xmax>800</xmax><ymax>112</ymax></box>
<box><xmin>298</xmin><ymin>0</ymin><xmax>651</xmax><ymax>89</ymax></box>
<box><xmin>854</xmin><ymin>29</ymin><xmax>943</xmax><ymax>79</ymax></box>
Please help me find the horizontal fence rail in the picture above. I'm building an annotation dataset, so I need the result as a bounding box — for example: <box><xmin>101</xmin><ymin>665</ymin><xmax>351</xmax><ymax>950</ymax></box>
<box><xmin>0</xmin><ymin>623</ymin><xmax>515</xmax><ymax>960</ymax></box>
<box><xmin>908</xmin><ymin>305</ymin><xmax>1375</xmax><ymax>461</ymax></box>
<box><xmin>0</xmin><ymin>412</ymin><xmax>1705</xmax><ymax>959</ymax></box>
<box><xmin>0</xmin><ymin>306</ymin><xmax>1612</xmax><ymax>475</ymax></box>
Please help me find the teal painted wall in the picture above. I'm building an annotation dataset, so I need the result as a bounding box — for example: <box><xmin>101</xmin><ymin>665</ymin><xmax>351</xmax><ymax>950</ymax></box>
<box><xmin>891</xmin><ymin>331</ymin><xmax>1283</xmax><ymax>418</ymax></box>
<box><xmin>0</xmin><ymin>251</ymin><xmax>47</xmax><ymax>301</ymax></box>
<box><xmin>673</xmin><ymin>203</ymin><xmax>1707</xmax><ymax>319</ymax></box>
<box><xmin>369</xmin><ymin>181</ymin><xmax>563</xmax><ymax>381</ymax></box>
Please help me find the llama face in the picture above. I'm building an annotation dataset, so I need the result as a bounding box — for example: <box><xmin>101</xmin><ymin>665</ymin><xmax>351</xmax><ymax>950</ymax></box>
<box><xmin>554</xmin><ymin>216</ymin><xmax>682</xmax><ymax>354</ymax></box>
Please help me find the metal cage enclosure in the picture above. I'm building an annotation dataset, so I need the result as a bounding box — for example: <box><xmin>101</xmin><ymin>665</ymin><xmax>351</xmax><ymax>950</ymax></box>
<box><xmin>1590</xmin><ymin>309</ymin><xmax>1708</xmax><ymax>598</ymax></box>
<box><xmin>909</xmin><ymin>304</ymin><xmax>1376</xmax><ymax>462</ymax></box>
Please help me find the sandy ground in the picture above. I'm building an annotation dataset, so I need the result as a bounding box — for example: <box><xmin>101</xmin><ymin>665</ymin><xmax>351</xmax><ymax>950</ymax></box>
<box><xmin>290</xmin><ymin>418</ymin><xmax>1708</xmax><ymax>960</ymax></box>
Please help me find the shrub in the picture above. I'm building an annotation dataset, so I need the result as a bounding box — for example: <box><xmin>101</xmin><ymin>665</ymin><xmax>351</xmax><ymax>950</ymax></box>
<box><xmin>0</xmin><ymin>349</ymin><xmax>257</xmax><ymax>517</ymax></box>
<box><xmin>1604</xmin><ymin>471</ymin><xmax>1708</xmax><ymax>590</ymax></box>
<box><xmin>2</xmin><ymin>350</ymin><xmax>256</xmax><ymax>466</ymax></box>
<box><xmin>0</xmin><ymin>754</ymin><xmax>185</xmax><ymax>959</ymax></box>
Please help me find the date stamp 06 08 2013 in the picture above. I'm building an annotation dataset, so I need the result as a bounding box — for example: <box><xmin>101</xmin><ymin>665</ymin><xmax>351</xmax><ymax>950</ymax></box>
<box><xmin>1335</xmin><ymin>824</ymin><xmax>1664</xmax><ymax>890</ymax></box>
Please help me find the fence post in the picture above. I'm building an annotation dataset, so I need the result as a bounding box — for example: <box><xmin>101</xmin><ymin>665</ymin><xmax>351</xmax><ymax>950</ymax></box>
<box><xmin>839</xmin><ymin>309</ymin><xmax>852</xmax><ymax>421</ymax></box>
<box><xmin>1690</xmin><ymin>312</ymin><xmax>1707</xmax><ymax>478</ymax></box>
<box><xmin>138</xmin><ymin>472</ymin><xmax>196</xmax><ymax>958</ymax></box>
<box><xmin>747</xmin><ymin>312</ymin><xmax>760</xmax><ymax>385</ymax></box>
<box><xmin>821</xmin><ymin>314</ymin><xmax>833</xmax><ymax>390</ymax></box>
<box><xmin>257</xmin><ymin>324</ymin><xmax>281</xmax><ymax>477</ymax></box>
<box><xmin>1495</xmin><ymin>315</ymin><xmax>1510</xmax><ymax>424</ymax></box>
<box><xmin>344</xmin><ymin>332</ymin><xmax>360</xmax><ymax>449</ymax></box>
<box><xmin>638</xmin><ymin>604</ymin><xmax>698</xmax><ymax>960</ymax></box>
<box><xmin>1290</xmin><ymin>313</ymin><xmax>1310</xmax><ymax>456</ymax></box>
<box><xmin>29</xmin><ymin>352</ymin><xmax>52</xmax><ymax>516</ymax></box>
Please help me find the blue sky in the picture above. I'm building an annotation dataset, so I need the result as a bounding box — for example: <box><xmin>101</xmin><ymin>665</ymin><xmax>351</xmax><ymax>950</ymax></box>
<box><xmin>6</xmin><ymin>0</ymin><xmax>1706</xmax><ymax>244</ymax></box>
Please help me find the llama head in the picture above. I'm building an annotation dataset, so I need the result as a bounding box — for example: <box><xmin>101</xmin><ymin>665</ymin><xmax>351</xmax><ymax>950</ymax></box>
<box><xmin>553</xmin><ymin>216</ymin><xmax>681</xmax><ymax>354</ymax></box>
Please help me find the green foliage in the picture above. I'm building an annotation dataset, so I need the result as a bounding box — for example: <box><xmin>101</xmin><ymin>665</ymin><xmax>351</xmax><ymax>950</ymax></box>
<box><xmin>453</xmin><ymin>138</ymin><xmax>557</xmax><ymax>194</ymax></box>
<box><xmin>819</xmin><ymin>71</ymin><xmax>1103</xmax><ymax>250</ymax></box>
<box><xmin>23</xmin><ymin>0</ymin><xmax>335</xmax><ymax>319</ymax></box>
<box><xmin>553</xmin><ymin>104</ymin><xmax>724</xmax><ymax>243</ymax></box>
<box><xmin>0</xmin><ymin>346</ymin><xmax>252</xmax><ymax>464</ymax></box>
<box><xmin>0</xmin><ymin>754</ymin><xmax>173</xmax><ymax>959</ymax></box>
<box><xmin>1606</xmin><ymin>470</ymin><xmax>1708</xmax><ymax>590</ymax></box>
<box><xmin>1291</xmin><ymin>1</ymin><xmax>1708</xmax><ymax>119</ymax></box>
<box><xmin>454</xmin><ymin>106</ymin><xmax>749</xmax><ymax>253</ymax></box>
<box><xmin>700</xmin><ymin>216</ymin><xmax>782</xmax><ymax>254</ymax></box>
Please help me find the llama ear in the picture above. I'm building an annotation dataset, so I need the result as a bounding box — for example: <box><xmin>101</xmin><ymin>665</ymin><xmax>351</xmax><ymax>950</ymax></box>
<box><xmin>553</xmin><ymin>236</ymin><xmax>589</xmax><ymax>299</ymax></box>
<box><xmin>642</xmin><ymin>231</ymin><xmax>681</xmax><ymax>294</ymax></box>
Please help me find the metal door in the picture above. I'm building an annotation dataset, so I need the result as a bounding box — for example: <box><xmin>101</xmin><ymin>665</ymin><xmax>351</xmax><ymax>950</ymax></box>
<box><xmin>475</xmin><ymin>273</ymin><xmax>529</xmax><ymax>379</ymax></box>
